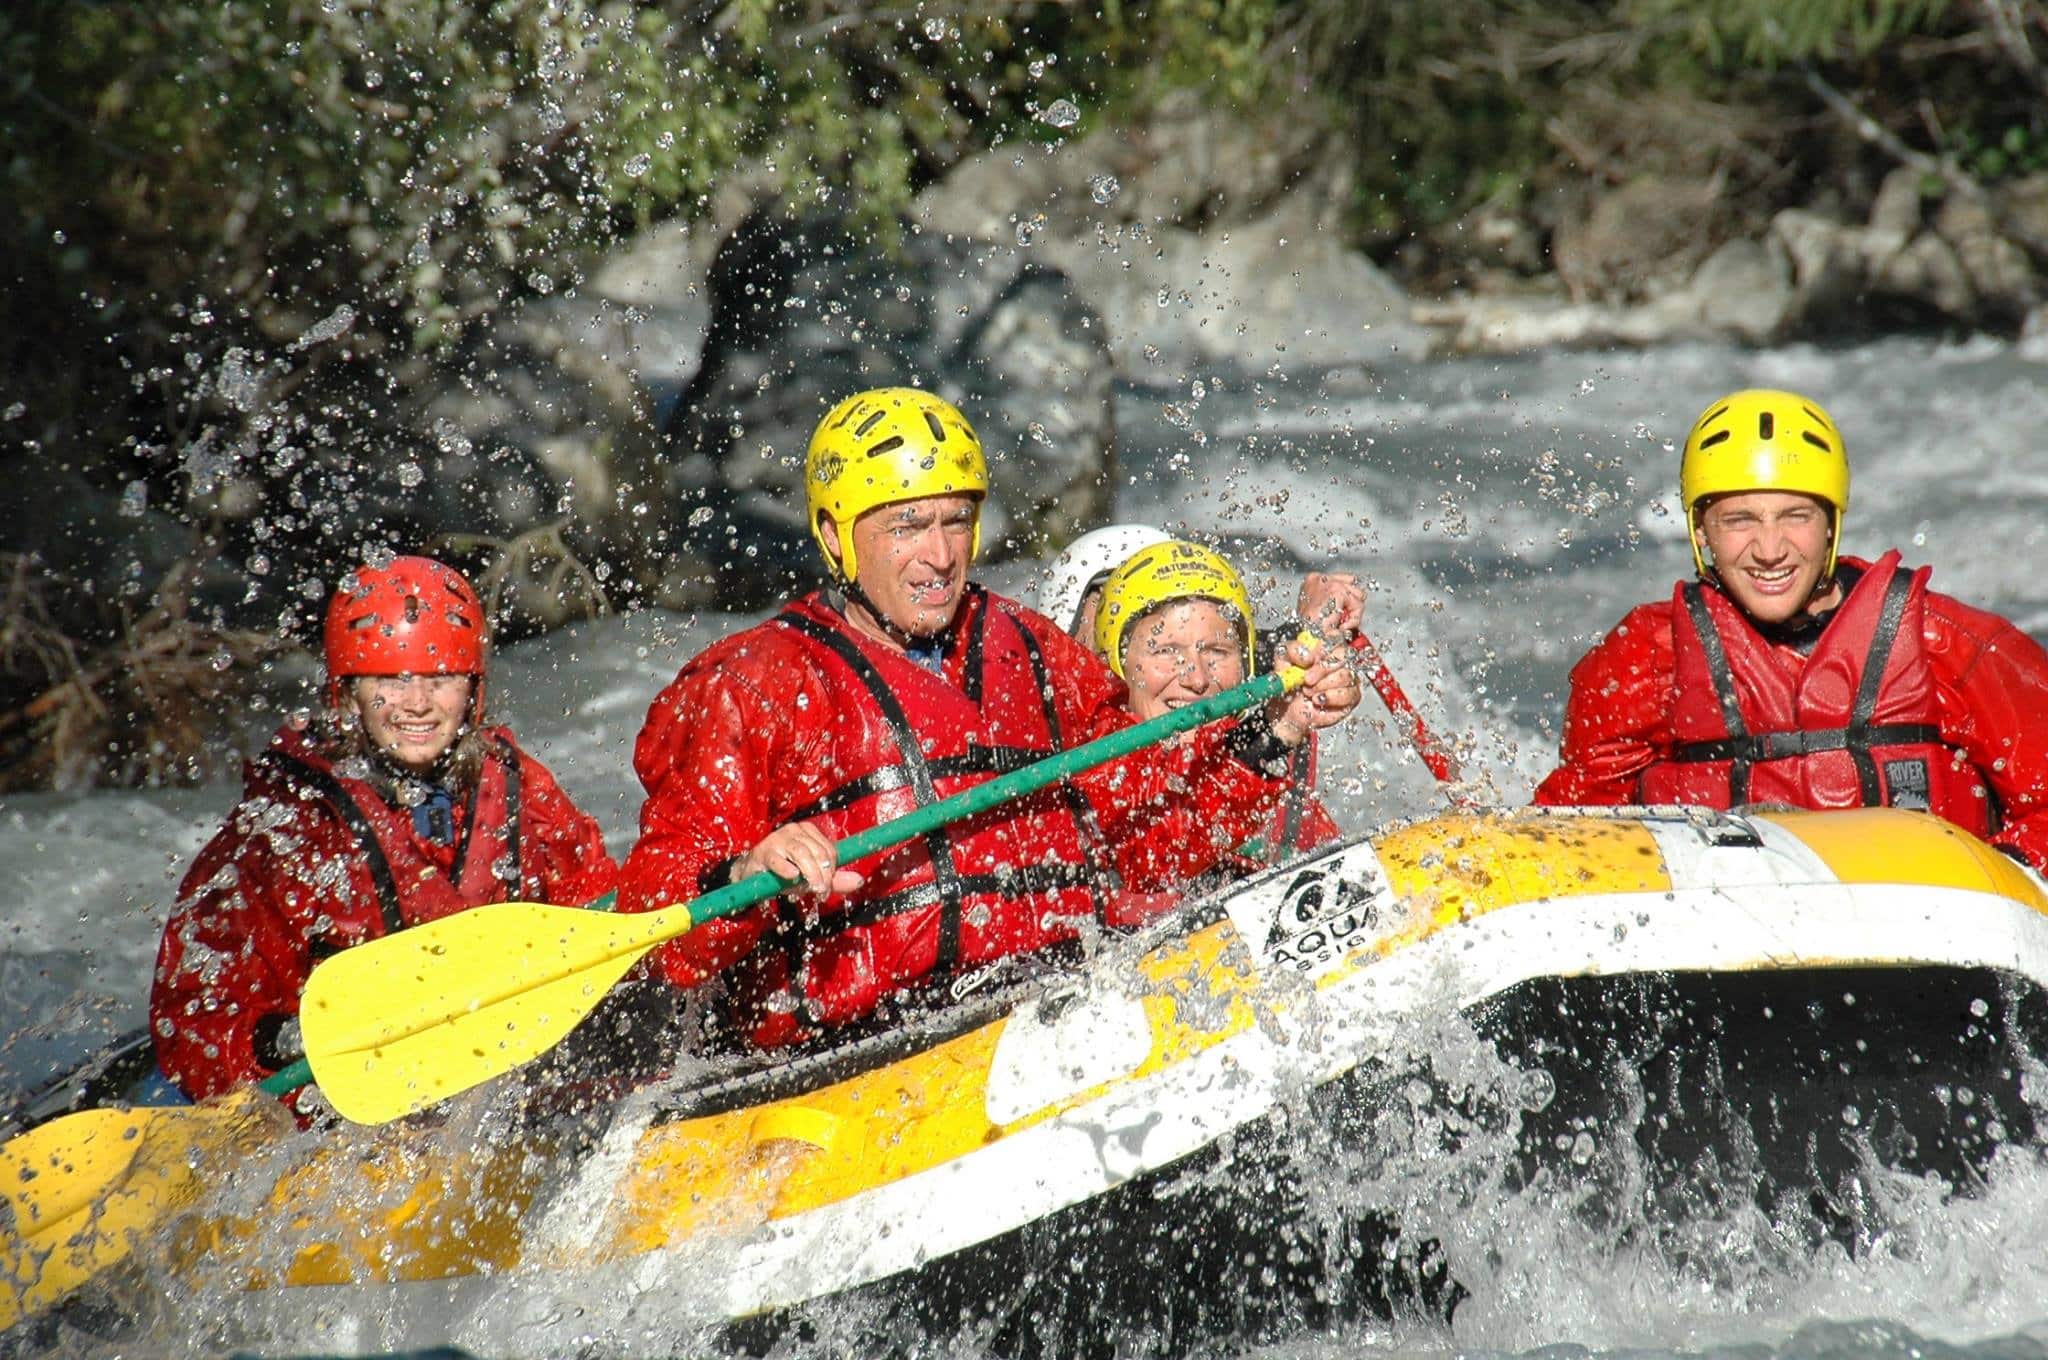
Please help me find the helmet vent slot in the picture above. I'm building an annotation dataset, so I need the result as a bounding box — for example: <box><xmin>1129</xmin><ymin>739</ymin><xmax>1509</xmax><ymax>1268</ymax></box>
<box><xmin>1758</xmin><ymin>412</ymin><xmax>1775</xmax><ymax>440</ymax></box>
<box><xmin>1696</xmin><ymin>430</ymin><xmax>1729</xmax><ymax>449</ymax></box>
<box><xmin>853</xmin><ymin>411</ymin><xmax>887</xmax><ymax>438</ymax></box>
<box><xmin>923</xmin><ymin>410</ymin><xmax>947</xmax><ymax>443</ymax></box>
<box><xmin>866</xmin><ymin>435</ymin><xmax>905</xmax><ymax>458</ymax></box>
<box><xmin>1802</xmin><ymin>431</ymin><xmax>1832</xmax><ymax>452</ymax></box>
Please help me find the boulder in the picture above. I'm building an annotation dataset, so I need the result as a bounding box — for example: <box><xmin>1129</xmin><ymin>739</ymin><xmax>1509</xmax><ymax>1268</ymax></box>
<box><xmin>658</xmin><ymin>208</ymin><xmax>1117</xmax><ymax>609</ymax></box>
<box><xmin>915</xmin><ymin>98</ymin><xmax>1418</xmax><ymax>373</ymax></box>
<box><xmin>1685</xmin><ymin>237</ymin><xmax>1797</xmax><ymax>343</ymax></box>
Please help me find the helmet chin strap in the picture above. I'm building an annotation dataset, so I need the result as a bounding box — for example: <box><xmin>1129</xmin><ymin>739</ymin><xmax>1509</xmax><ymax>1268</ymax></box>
<box><xmin>833</xmin><ymin>572</ymin><xmax>958</xmax><ymax>652</ymax></box>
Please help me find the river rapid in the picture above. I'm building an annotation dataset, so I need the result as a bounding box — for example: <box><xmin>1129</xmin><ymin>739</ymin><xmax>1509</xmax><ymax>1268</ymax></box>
<box><xmin>6</xmin><ymin>335</ymin><xmax>2048</xmax><ymax>1358</ymax></box>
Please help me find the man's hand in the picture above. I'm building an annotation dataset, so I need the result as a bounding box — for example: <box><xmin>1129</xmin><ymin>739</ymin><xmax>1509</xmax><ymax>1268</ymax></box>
<box><xmin>1296</xmin><ymin>572</ymin><xmax>1366</xmax><ymax>644</ymax></box>
<box><xmin>1266</xmin><ymin>637</ymin><xmax>1363</xmax><ymax>746</ymax></box>
<box><xmin>734</xmin><ymin>823</ymin><xmax>865</xmax><ymax>896</ymax></box>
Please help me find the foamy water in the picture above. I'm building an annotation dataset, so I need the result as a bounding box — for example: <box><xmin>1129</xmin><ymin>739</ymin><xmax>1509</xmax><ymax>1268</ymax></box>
<box><xmin>8</xmin><ymin>335</ymin><xmax>2048</xmax><ymax>1357</ymax></box>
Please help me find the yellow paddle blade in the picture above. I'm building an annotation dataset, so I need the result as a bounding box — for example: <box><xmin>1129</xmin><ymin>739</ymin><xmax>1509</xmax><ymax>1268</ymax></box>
<box><xmin>0</xmin><ymin>1092</ymin><xmax>271</xmax><ymax>1331</ymax></box>
<box><xmin>298</xmin><ymin>899</ymin><xmax>692</xmax><ymax>1126</ymax></box>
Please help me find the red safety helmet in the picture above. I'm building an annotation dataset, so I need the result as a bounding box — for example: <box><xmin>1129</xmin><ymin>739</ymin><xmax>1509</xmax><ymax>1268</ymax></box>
<box><xmin>322</xmin><ymin>556</ymin><xmax>488</xmax><ymax>708</ymax></box>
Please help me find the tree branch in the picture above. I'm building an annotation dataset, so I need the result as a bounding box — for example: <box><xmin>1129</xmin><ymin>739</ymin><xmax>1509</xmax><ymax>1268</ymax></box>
<box><xmin>1799</xmin><ymin>63</ymin><xmax>1982</xmax><ymax>199</ymax></box>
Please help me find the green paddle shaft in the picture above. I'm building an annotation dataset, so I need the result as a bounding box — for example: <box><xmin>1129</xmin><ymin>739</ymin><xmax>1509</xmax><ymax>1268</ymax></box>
<box><xmin>259</xmin><ymin>1061</ymin><xmax>309</xmax><ymax>1095</ymax></box>
<box><xmin>671</xmin><ymin>667</ymin><xmax>1292</xmax><ymax>934</ymax></box>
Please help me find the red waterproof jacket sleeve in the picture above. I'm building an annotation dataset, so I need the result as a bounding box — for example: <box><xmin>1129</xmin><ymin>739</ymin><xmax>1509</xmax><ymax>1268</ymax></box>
<box><xmin>1532</xmin><ymin>602</ymin><xmax>1678</xmax><ymax>807</ymax></box>
<box><xmin>1923</xmin><ymin>594</ymin><xmax>2048</xmax><ymax>868</ymax></box>
<box><xmin>617</xmin><ymin>635</ymin><xmax>826</xmax><ymax>988</ymax></box>
<box><xmin>511</xmin><ymin>744</ymin><xmax>621</xmax><ymax>906</ymax></box>
<box><xmin>151</xmin><ymin>777</ymin><xmax>389</xmax><ymax>1102</ymax></box>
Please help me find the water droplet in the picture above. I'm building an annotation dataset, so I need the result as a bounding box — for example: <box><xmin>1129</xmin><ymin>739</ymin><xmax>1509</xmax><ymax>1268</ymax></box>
<box><xmin>529</xmin><ymin>271</ymin><xmax>555</xmax><ymax>295</ymax></box>
<box><xmin>1089</xmin><ymin>174</ymin><xmax>1121</xmax><ymax>205</ymax></box>
<box><xmin>923</xmin><ymin>17</ymin><xmax>947</xmax><ymax>41</ymax></box>
<box><xmin>396</xmin><ymin>462</ymin><xmax>424</xmax><ymax>489</ymax></box>
<box><xmin>1039</xmin><ymin>99</ymin><xmax>1081</xmax><ymax>130</ymax></box>
<box><xmin>625</xmin><ymin>153</ymin><xmax>653</xmax><ymax>179</ymax></box>
<box><xmin>1015</xmin><ymin>214</ymin><xmax>1045</xmax><ymax>247</ymax></box>
<box><xmin>119</xmin><ymin>480</ymin><xmax>148</xmax><ymax>518</ymax></box>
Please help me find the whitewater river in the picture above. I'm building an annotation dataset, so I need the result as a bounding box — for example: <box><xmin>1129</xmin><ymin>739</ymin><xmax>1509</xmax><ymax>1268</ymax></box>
<box><xmin>6</xmin><ymin>335</ymin><xmax>2048</xmax><ymax>1357</ymax></box>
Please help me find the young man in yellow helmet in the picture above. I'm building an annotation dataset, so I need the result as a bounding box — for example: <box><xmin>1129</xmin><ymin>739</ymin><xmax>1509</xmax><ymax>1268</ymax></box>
<box><xmin>619</xmin><ymin>388</ymin><xmax>1363</xmax><ymax>1048</ymax></box>
<box><xmin>1095</xmin><ymin>540</ymin><xmax>1343</xmax><ymax>870</ymax></box>
<box><xmin>1534</xmin><ymin>389</ymin><xmax>2048</xmax><ymax>869</ymax></box>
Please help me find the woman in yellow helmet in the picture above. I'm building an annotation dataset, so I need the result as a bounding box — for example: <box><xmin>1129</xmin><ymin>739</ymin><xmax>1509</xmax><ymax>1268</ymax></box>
<box><xmin>1096</xmin><ymin>540</ymin><xmax>1343</xmax><ymax>869</ymax></box>
<box><xmin>1534</xmin><ymin>388</ymin><xmax>2048</xmax><ymax>870</ymax></box>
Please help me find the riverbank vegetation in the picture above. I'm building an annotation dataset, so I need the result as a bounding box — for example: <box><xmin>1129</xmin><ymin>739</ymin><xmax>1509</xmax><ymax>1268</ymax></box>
<box><xmin>4</xmin><ymin>0</ymin><xmax>2044</xmax><ymax>788</ymax></box>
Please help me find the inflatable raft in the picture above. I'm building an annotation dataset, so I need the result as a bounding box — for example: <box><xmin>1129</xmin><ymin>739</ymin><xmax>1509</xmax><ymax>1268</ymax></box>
<box><xmin>7</xmin><ymin>804</ymin><xmax>2048</xmax><ymax>1356</ymax></box>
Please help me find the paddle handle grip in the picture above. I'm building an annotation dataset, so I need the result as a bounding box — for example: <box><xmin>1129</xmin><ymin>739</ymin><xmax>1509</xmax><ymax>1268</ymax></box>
<box><xmin>1348</xmin><ymin>631</ymin><xmax>1459</xmax><ymax>785</ymax></box>
<box><xmin>259</xmin><ymin>1059</ymin><xmax>310</xmax><ymax>1095</ymax></box>
<box><xmin>681</xmin><ymin>667</ymin><xmax>1296</xmax><ymax>932</ymax></box>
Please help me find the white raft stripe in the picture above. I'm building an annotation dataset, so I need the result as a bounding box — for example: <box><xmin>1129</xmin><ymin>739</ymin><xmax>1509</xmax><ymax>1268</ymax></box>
<box><xmin>1646</xmin><ymin>811</ymin><xmax>1839</xmax><ymax>891</ymax></box>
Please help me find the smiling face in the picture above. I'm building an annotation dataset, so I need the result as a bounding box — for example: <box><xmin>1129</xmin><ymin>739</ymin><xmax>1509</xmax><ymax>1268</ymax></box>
<box><xmin>831</xmin><ymin>493</ymin><xmax>979</xmax><ymax>640</ymax></box>
<box><xmin>1695</xmin><ymin>489</ymin><xmax>1835</xmax><ymax>625</ymax></box>
<box><xmin>1120</xmin><ymin>599</ymin><xmax>1248</xmax><ymax>721</ymax></box>
<box><xmin>347</xmin><ymin>674</ymin><xmax>474</xmax><ymax>773</ymax></box>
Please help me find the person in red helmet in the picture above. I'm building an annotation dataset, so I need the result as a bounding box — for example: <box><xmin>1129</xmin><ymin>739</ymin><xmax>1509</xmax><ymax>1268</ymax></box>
<box><xmin>1533</xmin><ymin>389</ymin><xmax>2048</xmax><ymax>870</ymax></box>
<box><xmin>150</xmin><ymin>555</ymin><xmax>618</xmax><ymax>1112</ymax></box>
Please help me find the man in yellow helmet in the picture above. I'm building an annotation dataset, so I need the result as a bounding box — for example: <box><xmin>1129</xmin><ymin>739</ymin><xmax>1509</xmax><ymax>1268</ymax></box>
<box><xmin>619</xmin><ymin>388</ymin><xmax>1363</xmax><ymax>1048</ymax></box>
<box><xmin>1534</xmin><ymin>388</ymin><xmax>2048</xmax><ymax>869</ymax></box>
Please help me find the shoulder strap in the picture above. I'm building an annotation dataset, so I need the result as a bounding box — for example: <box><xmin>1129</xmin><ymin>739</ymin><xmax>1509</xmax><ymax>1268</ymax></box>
<box><xmin>449</xmin><ymin>735</ymin><xmax>522</xmax><ymax>896</ymax></box>
<box><xmin>254</xmin><ymin>749</ymin><xmax>405</xmax><ymax>937</ymax></box>
<box><xmin>773</xmin><ymin>609</ymin><xmax>970</xmax><ymax>972</ymax></box>
<box><xmin>1679</xmin><ymin>581</ymin><xmax>1753</xmax><ymax>802</ymax></box>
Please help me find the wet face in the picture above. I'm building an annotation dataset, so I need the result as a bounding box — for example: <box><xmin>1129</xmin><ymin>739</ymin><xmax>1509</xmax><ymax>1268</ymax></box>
<box><xmin>1121</xmin><ymin>599</ymin><xmax>1247</xmax><ymax>721</ymax></box>
<box><xmin>1073</xmin><ymin>584</ymin><xmax>1106</xmax><ymax>651</ymax></box>
<box><xmin>1695</xmin><ymin>490</ymin><xmax>1835</xmax><ymax>625</ymax></box>
<box><xmin>834</xmin><ymin>494</ymin><xmax>978</xmax><ymax>639</ymax></box>
<box><xmin>346</xmin><ymin>674</ymin><xmax>473</xmax><ymax>773</ymax></box>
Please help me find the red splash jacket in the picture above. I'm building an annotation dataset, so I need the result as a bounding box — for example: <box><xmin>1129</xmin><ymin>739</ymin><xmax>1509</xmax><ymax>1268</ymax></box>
<box><xmin>1534</xmin><ymin>553</ymin><xmax>2048</xmax><ymax>868</ymax></box>
<box><xmin>151</xmin><ymin>723</ymin><xmax>618</xmax><ymax>1105</ymax></box>
<box><xmin>618</xmin><ymin>587</ymin><xmax>1293</xmax><ymax>1047</ymax></box>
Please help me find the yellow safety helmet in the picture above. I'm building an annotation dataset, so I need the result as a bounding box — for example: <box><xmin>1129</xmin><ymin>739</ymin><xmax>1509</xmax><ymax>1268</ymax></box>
<box><xmin>805</xmin><ymin>387</ymin><xmax>988</xmax><ymax>582</ymax></box>
<box><xmin>1681</xmin><ymin>388</ymin><xmax>1850</xmax><ymax>577</ymax></box>
<box><xmin>1094</xmin><ymin>540</ymin><xmax>1256</xmax><ymax>680</ymax></box>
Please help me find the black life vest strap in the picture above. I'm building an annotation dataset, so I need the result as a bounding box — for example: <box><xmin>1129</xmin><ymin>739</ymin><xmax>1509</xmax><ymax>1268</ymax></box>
<box><xmin>772</xmin><ymin>609</ymin><xmax>970</xmax><ymax>975</ymax></box>
<box><xmin>1847</xmin><ymin>568</ymin><xmax>1916</xmax><ymax>804</ymax></box>
<box><xmin>445</xmin><ymin>734</ymin><xmax>522</xmax><ymax>897</ymax></box>
<box><xmin>829</xmin><ymin>861</ymin><xmax>1107</xmax><ymax>932</ymax></box>
<box><xmin>1668</xmin><ymin>723</ymin><xmax>1944</xmax><ymax>764</ymax></box>
<box><xmin>1680</xmin><ymin>581</ymin><xmax>1753</xmax><ymax>802</ymax></box>
<box><xmin>255</xmin><ymin>750</ymin><xmax>406</xmax><ymax>938</ymax></box>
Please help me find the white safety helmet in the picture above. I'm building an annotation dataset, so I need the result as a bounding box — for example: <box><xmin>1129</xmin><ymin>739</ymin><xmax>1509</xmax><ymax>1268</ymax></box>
<box><xmin>1037</xmin><ymin>523</ymin><xmax>1174</xmax><ymax>637</ymax></box>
